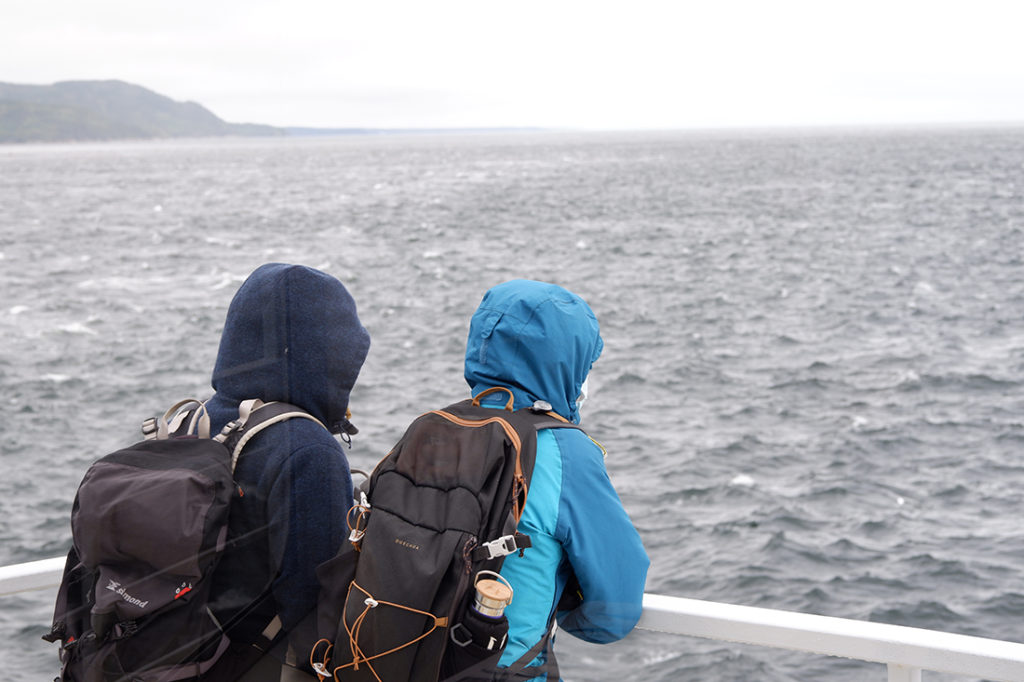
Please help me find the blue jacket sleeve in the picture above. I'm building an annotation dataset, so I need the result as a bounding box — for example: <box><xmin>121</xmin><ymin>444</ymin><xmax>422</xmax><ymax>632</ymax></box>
<box><xmin>553</xmin><ymin>431</ymin><xmax>649</xmax><ymax>643</ymax></box>
<box><xmin>266</xmin><ymin>431</ymin><xmax>353</xmax><ymax>630</ymax></box>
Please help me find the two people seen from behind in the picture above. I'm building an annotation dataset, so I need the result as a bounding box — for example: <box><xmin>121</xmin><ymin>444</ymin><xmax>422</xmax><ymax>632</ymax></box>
<box><xmin>49</xmin><ymin>264</ymin><xmax>646</xmax><ymax>682</ymax></box>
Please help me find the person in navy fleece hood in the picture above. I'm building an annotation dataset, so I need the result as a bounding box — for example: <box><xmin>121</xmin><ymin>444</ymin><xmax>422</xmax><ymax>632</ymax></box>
<box><xmin>203</xmin><ymin>263</ymin><xmax>370</xmax><ymax>679</ymax></box>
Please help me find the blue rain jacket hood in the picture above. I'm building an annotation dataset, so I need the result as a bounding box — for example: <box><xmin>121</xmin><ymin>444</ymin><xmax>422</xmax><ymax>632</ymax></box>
<box><xmin>464</xmin><ymin>280</ymin><xmax>603</xmax><ymax>424</ymax></box>
<box><xmin>210</xmin><ymin>263</ymin><xmax>370</xmax><ymax>433</ymax></box>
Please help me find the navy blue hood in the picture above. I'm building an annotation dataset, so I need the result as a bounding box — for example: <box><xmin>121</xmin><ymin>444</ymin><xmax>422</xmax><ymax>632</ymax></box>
<box><xmin>211</xmin><ymin>263</ymin><xmax>370</xmax><ymax>434</ymax></box>
<box><xmin>464</xmin><ymin>280</ymin><xmax>603</xmax><ymax>424</ymax></box>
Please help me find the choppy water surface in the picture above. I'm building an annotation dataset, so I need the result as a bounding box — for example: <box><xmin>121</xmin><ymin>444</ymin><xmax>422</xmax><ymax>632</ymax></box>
<box><xmin>2</xmin><ymin>127</ymin><xmax>1023</xmax><ymax>680</ymax></box>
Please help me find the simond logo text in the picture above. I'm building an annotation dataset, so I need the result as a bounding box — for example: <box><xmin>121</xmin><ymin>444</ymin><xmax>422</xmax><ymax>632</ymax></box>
<box><xmin>394</xmin><ymin>538</ymin><xmax>421</xmax><ymax>551</ymax></box>
<box><xmin>105</xmin><ymin>579</ymin><xmax>150</xmax><ymax>609</ymax></box>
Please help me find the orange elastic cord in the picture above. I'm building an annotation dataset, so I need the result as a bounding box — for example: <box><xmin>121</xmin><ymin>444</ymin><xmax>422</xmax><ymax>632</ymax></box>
<box><xmin>333</xmin><ymin>581</ymin><xmax>448</xmax><ymax>682</ymax></box>
<box><xmin>347</xmin><ymin>503</ymin><xmax>370</xmax><ymax>552</ymax></box>
<box><xmin>310</xmin><ymin>639</ymin><xmax>333</xmax><ymax>681</ymax></box>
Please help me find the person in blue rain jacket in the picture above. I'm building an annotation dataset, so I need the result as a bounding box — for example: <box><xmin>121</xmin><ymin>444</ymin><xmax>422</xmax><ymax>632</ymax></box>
<box><xmin>203</xmin><ymin>263</ymin><xmax>371</xmax><ymax>680</ymax></box>
<box><xmin>464</xmin><ymin>279</ymin><xmax>649</xmax><ymax>680</ymax></box>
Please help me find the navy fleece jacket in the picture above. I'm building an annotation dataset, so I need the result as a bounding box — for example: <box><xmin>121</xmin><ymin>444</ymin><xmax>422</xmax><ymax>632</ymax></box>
<box><xmin>204</xmin><ymin>263</ymin><xmax>370</xmax><ymax>638</ymax></box>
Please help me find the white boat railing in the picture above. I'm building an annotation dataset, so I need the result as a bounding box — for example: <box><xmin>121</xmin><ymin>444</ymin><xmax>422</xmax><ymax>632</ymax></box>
<box><xmin>4</xmin><ymin>557</ymin><xmax>1024</xmax><ymax>681</ymax></box>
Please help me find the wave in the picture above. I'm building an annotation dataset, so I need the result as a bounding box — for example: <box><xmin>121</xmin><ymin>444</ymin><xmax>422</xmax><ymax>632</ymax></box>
<box><xmin>898</xmin><ymin>371</ymin><xmax>1020</xmax><ymax>392</ymax></box>
<box><xmin>54</xmin><ymin>321</ymin><xmax>98</xmax><ymax>336</ymax></box>
<box><xmin>607</xmin><ymin>371</ymin><xmax>647</xmax><ymax>387</ymax></box>
<box><xmin>868</xmin><ymin>600</ymin><xmax>965</xmax><ymax>631</ymax></box>
<box><xmin>768</xmin><ymin>377</ymin><xmax>847</xmax><ymax>392</ymax></box>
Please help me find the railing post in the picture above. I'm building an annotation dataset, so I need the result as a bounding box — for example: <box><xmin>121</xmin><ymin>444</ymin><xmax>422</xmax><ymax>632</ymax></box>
<box><xmin>887</xmin><ymin>663</ymin><xmax>922</xmax><ymax>681</ymax></box>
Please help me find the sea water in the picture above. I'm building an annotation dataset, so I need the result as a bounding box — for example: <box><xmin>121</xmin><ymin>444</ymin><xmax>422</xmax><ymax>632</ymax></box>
<box><xmin>1</xmin><ymin>127</ymin><xmax>1023</xmax><ymax>681</ymax></box>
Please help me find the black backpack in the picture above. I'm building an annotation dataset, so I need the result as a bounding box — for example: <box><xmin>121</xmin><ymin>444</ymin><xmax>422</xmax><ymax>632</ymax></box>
<box><xmin>311</xmin><ymin>387</ymin><xmax>580</xmax><ymax>682</ymax></box>
<box><xmin>44</xmin><ymin>398</ymin><xmax>324</xmax><ymax>682</ymax></box>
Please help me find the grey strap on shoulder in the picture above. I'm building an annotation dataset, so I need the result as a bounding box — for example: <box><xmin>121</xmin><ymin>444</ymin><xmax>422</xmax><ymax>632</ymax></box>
<box><xmin>215</xmin><ymin>399</ymin><xmax>327</xmax><ymax>472</ymax></box>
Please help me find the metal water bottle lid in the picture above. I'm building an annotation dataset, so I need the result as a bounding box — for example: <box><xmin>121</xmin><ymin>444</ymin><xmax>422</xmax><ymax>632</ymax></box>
<box><xmin>474</xmin><ymin>571</ymin><xmax>513</xmax><ymax>618</ymax></box>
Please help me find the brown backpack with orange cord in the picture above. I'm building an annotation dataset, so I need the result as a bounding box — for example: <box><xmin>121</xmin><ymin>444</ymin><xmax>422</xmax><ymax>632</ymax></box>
<box><xmin>311</xmin><ymin>387</ymin><xmax>579</xmax><ymax>682</ymax></box>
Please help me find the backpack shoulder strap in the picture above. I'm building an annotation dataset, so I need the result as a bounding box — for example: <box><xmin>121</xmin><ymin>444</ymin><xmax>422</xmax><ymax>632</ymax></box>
<box><xmin>516</xmin><ymin>406</ymin><xmax>583</xmax><ymax>432</ymax></box>
<box><xmin>216</xmin><ymin>399</ymin><xmax>328</xmax><ymax>472</ymax></box>
<box><xmin>518</xmin><ymin>407</ymin><xmax>608</xmax><ymax>458</ymax></box>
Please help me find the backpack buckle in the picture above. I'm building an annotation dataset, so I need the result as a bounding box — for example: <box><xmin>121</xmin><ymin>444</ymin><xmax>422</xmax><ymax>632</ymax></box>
<box><xmin>471</xmin><ymin>532</ymin><xmax>524</xmax><ymax>557</ymax></box>
<box><xmin>141</xmin><ymin>417</ymin><xmax>158</xmax><ymax>440</ymax></box>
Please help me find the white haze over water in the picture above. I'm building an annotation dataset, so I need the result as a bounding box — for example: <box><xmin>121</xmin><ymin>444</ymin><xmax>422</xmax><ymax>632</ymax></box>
<box><xmin>1</xmin><ymin>128</ymin><xmax>1023</xmax><ymax>681</ymax></box>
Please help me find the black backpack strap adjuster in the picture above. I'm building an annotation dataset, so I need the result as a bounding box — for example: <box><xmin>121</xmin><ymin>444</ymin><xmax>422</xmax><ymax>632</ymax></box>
<box><xmin>450</xmin><ymin>622</ymin><xmax>474</xmax><ymax>647</ymax></box>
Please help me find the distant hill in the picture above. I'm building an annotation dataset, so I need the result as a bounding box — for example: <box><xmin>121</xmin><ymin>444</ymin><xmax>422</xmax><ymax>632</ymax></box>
<box><xmin>0</xmin><ymin>80</ymin><xmax>282</xmax><ymax>143</ymax></box>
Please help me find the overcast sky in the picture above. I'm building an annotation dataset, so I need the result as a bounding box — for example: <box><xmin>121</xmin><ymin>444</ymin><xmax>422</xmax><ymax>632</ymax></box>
<box><xmin>4</xmin><ymin>1</ymin><xmax>1024</xmax><ymax>130</ymax></box>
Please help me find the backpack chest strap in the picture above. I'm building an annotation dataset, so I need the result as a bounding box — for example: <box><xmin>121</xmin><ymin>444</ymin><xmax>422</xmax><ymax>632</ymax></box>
<box><xmin>471</xmin><ymin>533</ymin><xmax>532</xmax><ymax>561</ymax></box>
